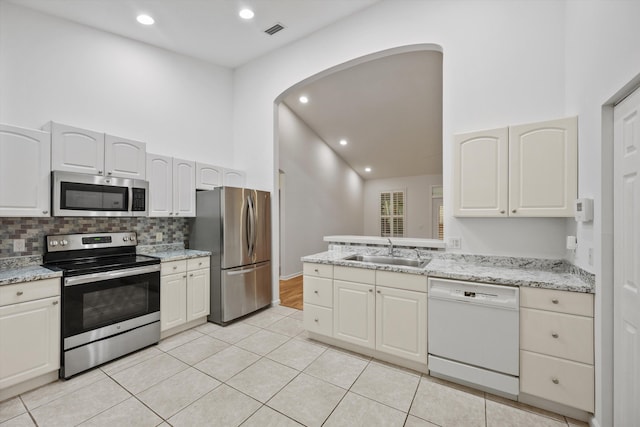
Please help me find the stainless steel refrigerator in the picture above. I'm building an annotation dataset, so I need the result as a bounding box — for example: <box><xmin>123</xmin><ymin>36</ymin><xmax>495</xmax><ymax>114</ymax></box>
<box><xmin>189</xmin><ymin>187</ymin><xmax>272</xmax><ymax>325</ymax></box>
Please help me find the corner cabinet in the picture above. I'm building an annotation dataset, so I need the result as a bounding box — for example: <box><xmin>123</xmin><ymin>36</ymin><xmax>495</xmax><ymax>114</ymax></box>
<box><xmin>195</xmin><ymin>162</ymin><xmax>223</xmax><ymax>190</ymax></box>
<box><xmin>453</xmin><ymin>117</ymin><xmax>577</xmax><ymax>217</ymax></box>
<box><xmin>160</xmin><ymin>257</ymin><xmax>210</xmax><ymax>337</ymax></box>
<box><xmin>0</xmin><ymin>278</ymin><xmax>60</xmax><ymax>398</ymax></box>
<box><xmin>0</xmin><ymin>124</ymin><xmax>51</xmax><ymax>217</ymax></box>
<box><xmin>147</xmin><ymin>153</ymin><xmax>196</xmax><ymax>217</ymax></box>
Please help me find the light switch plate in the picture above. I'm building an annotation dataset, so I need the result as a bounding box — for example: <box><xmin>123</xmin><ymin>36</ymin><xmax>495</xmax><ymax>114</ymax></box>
<box><xmin>155</xmin><ymin>232</ymin><xmax>163</xmax><ymax>242</ymax></box>
<box><xmin>13</xmin><ymin>239</ymin><xmax>26</xmax><ymax>252</ymax></box>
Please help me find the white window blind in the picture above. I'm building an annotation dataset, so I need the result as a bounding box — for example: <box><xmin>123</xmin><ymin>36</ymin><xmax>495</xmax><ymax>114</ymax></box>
<box><xmin>380</xmin><ymin>190</ymin><xmax>405</xmax><ymax>237</ymax></box>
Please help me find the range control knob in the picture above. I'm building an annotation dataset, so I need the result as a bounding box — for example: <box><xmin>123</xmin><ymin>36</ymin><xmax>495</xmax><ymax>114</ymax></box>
<box><xmin>123</xmin><ymin>236</ymin><xmax>129</xmax><ymax>242</ymax></box>
<box><xmin>129</xmin><ymin>235</ymin><xmax>136</xmax><ymax>242</ymax></box>
<box><xmin>49</xmin><ymin>240</ymin><xmax>58</xmax><ymax>247</ymax></box>
<box><xmin>60</xmin><ymin>240</ymin><xmax>68</xmax><ymax>246</ymax></box>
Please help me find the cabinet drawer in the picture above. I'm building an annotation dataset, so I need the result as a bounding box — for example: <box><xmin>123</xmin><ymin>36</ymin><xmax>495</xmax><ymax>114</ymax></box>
<box><xmin>521</xmin><ymin>308</ymin><xmax>593</xmax><ymax>364</ymax></box>
<box><xmin>334</xmin><ymin>266</ymin><xmax>375</xmax><ymax>284</ymax></box>
<box><xmin>520</xmin><ymin>350</ymin><xmax>594</xmax><ymax>412</ymax></box>
<box><xmin>161</xmin><ymin>260</ymin><xmax>187</xmax><ymax>276</ymax></box>
<box><xmin>0</xmin><ymin>278</ymin><xmax>60</xmax><ymax>307</ymax></box>
<box><xmin>187</xmin><ymin>257</ymin><xmax>210</xmax><ymax>271</ymax></box>
<box><xmin>303</xmin><ymin>263</ymin><xmax>333</xmax><ymax>279</ymax></box>
<box><xmin>520</xmin><ymin>287</ymin><xmax>593</xmax><ymax>317</ymax></box>
<box><xmin>303</xmin><ymin>304</ymin><xmax>333</xmax><ymax>336</ymax></box>
<box><xmin>376</xmin><ymin>271</ymin><xmax>427</xmax><ymax>292</ymax></box>
<box><xmin>303</xmin><ymin>276</ymin><xmax>333</xmax><ymax>308</ymax></box>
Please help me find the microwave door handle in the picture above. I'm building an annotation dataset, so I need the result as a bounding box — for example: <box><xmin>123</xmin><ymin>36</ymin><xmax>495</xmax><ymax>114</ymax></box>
<box><xmin>128</xmin><ymin>186</ymin><xmax>133</xmax><ymax>212</ymax></box>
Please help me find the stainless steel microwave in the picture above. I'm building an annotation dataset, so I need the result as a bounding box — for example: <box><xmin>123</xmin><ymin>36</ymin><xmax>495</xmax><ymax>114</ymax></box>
<box><xmin>52</xmin><ymin>171</ymin><xmax>148</xmax><ymax>217</ymax></box>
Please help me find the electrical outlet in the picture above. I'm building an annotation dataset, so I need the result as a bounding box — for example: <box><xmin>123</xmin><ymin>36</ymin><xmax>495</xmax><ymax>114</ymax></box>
<box><xmin>447</xmin><ymin>237</ymin><xmax>461</xmax><ymax>249</ymax></box>
<box><xmin>13</xmin><ymin>239</ymin><xmax>25</xmax><ymax>252</ymax></box>
<box><xmin>155</xmin><ymin>232</ymin><xmax>163</xmax><ymax>243</ymax></box>
<box><xmin>588</xmin><ymin>248</ymin><xmax>594</xmax><ymax>266</ymax></box>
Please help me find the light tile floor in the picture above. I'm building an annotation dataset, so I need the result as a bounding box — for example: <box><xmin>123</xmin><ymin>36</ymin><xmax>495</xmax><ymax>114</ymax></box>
<box><xmin>0</xmin><ymin>306</ymin><xmax>589</xmax><ymax>427</ymax></box>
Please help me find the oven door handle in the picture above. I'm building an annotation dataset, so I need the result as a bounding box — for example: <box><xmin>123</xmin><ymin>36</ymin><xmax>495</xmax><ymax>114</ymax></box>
<box><xmin>64</xmin><ymin>264</ymin><xmax>160</xmax><ymax>287</ymax></box>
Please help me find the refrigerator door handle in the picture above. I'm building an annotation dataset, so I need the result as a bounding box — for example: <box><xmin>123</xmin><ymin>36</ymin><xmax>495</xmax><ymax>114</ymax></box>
<box><xmin>227</xmin><ymin>265</ymin><xmax>260</xmax><ymax>276</ymax></box>
<box><xmin>246</xmin><ymin>195</ymin><xmax>255</xmax><ymax>259</ymax></box>
<box><xmin>250</xmin><ymin>194</ymin><xmax>257</xmax><ymax>259</ymax></box>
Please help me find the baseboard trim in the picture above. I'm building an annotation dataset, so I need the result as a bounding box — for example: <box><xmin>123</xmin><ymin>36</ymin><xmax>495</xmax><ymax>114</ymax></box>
<box><xmin>280</xmin><ymin>272</ymin><xmax>302</xmax><ymax>281</ymax></box>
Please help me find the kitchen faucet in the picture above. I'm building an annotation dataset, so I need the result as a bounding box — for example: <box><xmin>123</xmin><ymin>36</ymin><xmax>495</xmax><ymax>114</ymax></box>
<box><xmin>387</xmin><ymin>238</ymin><xmax>394</xmax><ymax>257</ymax></box>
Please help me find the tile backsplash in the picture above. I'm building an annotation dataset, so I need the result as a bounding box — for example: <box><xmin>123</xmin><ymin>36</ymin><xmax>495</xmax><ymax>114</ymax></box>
<box><xmin>0</xmin><ymin>217</ymin><xmax>189</xmax><ymax>258</ymax></box>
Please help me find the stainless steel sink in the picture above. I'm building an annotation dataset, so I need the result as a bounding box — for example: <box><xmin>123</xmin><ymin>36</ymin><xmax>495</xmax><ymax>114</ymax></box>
<box><xmin>344</xmin><ymin>254</ymin><xmax>430</xmax><ymax>268</ymax></box>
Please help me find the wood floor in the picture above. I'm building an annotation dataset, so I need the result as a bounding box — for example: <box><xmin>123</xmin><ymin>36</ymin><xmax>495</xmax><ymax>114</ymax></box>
<box><xmin>279</xmin><ymin>275</ymin><xmax>303</xmax><ymax>310</ymax></box>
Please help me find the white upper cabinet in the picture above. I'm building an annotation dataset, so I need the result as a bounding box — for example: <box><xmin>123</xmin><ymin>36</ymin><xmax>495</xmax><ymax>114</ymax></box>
<box><xmin>104</xmin><ymin>135</ymin><xmax>146</xmax><ymax>179</ymax></box>
<box><xmin>147</xmin><ymin>153</ymin><xmax>195</xmax><ymax>217</ymax></box>
<box><xmin>223</xmin><ymin>168</ymin><xmax>246</xmax><ymax>188</ymax></box>
<box><xmin>47</xmin><ymin>122</ymin><xmax>104</xmax><ymax>176</ymax></box>
<box><xmin>453</xmin><ymin>127</ymin><xmax>509</xmax><ymax>217</ymax></box>
<box><xmin>47</xmin><ymin>122</ymin><xmax>146</xmax><ymax>179</ymax></box>
<box><xmin>0</xmin><ymin>124</ymin><xmax>51</xmax><ymax>217</ymax></box>
<box><xmin>509</xmin><ymin>117</ymin><xmax>577</xmax><ymax>217</ymax></box>
<box><xmin>453</xmin><ymin>117</ymin><xmax>577</xmax><ymax>217</ymax></box>
<box><xmin>195</xmin><ymin>162</ymin><xmax>223</xmax><ymax>190</ymax></box>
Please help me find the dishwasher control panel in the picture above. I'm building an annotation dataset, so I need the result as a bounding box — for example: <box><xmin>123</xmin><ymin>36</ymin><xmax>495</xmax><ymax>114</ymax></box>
<box><xmin>428</xmin><ymin>278</ymin><xmax>519</xmax><ymax>308</ymax></box>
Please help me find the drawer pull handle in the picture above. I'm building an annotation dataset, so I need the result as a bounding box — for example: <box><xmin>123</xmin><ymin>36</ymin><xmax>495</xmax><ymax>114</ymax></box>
<box><xmin>314</xmin><ymin>318</ymin><xmax>318</xmax><ymax>322</ymax></box>
<box><xmin>189</xmin><ymin>273</ymin><xmax>194</xmax><ymax>277</ymax></box>
<box><xmin>551</xmin><ymin>333</ymin><xmax>559</xmax><ymax>339</ymax></box>
<box><xmin>552</xmin><ymin>378</ymin><xmax>559</xmax><ymax>385</ymax></box>
<box><xmin>173</xmin><ymin>266</ymin><xmax>178</xmax><ymax>270</ymax></box>
<box><xmin>314</xmin><ymin>268</ymin><xmax>319</xmax><ymax>273</ymax></box>
<box><xmin>183</xmin><ymin>275</ymin><xmax>187</xmax><ymax>278</ymax></box>
<box><xmin>199</xmin><ymin>262</ymin><xmax>202</xmax><ymax>266</ymax></box>
<box><xmin>377</xmin><ymin>290</ymin><xmax>381</xmax><ymax>294</ymax></box>
<box><xmin>369</xmin><ymin>289</ymin><xmax>373</xmax><ymax>293</ymax></box>
<box><xmin>314</xmin><ymin>290</ymin><xmax>318</xmax><ymax>294</ymax></box>
<box><xmin>551</xmin><ymin>298</ymin><xmax>559</xmax><ymax>304</ymax></box>
<box><xmin>53</xmin><ymin>300</ymin><xmax>59</xmax><ymax>305</ymax></box>
<box><xmin>16</xmin><ymin>291</ymin><xmax>24</xmax><ymax>296</ymax></box>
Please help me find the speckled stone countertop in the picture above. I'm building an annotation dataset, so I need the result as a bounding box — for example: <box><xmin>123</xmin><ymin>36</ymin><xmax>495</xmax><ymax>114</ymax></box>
<box><xmin>138</xmin><ymin>244</ymin><xmax>211</xmax><ymax>262</ymax></box>
<box><xmin>0</xmin><ymin>255</ymin><xmax>62</xmax><ymax>286</ymax></box>
<box><xmin>302</xmin><ymin>248</ymin><xmax>594</xmax><ymax>294</ymax></box>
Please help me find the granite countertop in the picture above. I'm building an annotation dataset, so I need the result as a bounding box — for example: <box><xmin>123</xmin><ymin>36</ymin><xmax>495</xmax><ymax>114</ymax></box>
<box><xmin>0</xmin><ymin>265</ymin><xmax>62</xmax><ymax>286</ymax></box>
<box><xmin>146</xmin><ymin>249</ymin><xmax>212</xmax><ymax>262</ymax></box>
<box><xmin>301</xmin><ymin>250</ymin><xmax>594</xmax><ymax>294</ymax></box>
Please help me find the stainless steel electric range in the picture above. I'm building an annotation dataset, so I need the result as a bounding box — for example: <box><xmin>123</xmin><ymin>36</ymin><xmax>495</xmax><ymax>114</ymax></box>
<box><xmin>43</xmin><ymin>232</ymin><xmax>161</xmax><ymax>378</ymax></box>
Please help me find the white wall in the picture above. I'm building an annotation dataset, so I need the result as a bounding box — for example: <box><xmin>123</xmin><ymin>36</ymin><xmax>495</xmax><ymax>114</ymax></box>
<box><xmin>363</xmin><ymin>175</ymin><xmax>442</xmax><ymax>239</ymax></box>
<box><xmin>279</xmin><ymin>104</ymin><xmax>363</xmax><ymax>278</ymax></box>
<box><xmin>233</xmin><ymin>0</ymin><xmax>569</xmax><ymax>259</ymax></box>
<box><xmin>0</xmin><ymin>1</ymin><xmax>234</xmax><ymax>165</ymax></box>
<box><xmin>564</xmin><ymin>2</ymin><xmax>640</xmax><ymax>426</ymax></box>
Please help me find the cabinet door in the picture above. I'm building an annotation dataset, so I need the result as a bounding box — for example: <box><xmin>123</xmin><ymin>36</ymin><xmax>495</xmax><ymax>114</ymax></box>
<box><xmin>147</xmin><ymin>153</ymin><xmax>173</xmax><ymax>217</ymax></box>
<box><xmin>0</xmin><ymin>124</ymin><xmax>51</xmax><ymax>217</ymax></box>
<box><xmin>173</xmin><ymin>158</ymin><xmax>196</xmax><ymax>217</ymax></box>
<box><xmin>104</xmin><ymin>135</ymin><xmax>146</xmax><ymax>179</ymax></box>
<box><xmin>195</xmin><ymin>163</ymin><xmax>223</xmax><ymax>190</ymax></box>
<box><xmin>453</xmin><ymin>127</ymin><xmax>509</xmax><ymax>217</ymax></box>
<box><xmin>186</xmin><ymin>268</ymin><xmax>210</xmax><ymax>321</ymax></box>
<box><xmin>0</xmin><ymin>296</ymin><xmax>60</xmax><ymax>389</ymax></box>
<box><xmin>509</xmin><ymin>117</ymin><xmax>577</xmax><ymax>217</ymax></box>
<box><xmin>48</xmin><ymin>122</ymin><xmax>104</xmax><ymax>175</ymax></box>
<box><xmin>333</xmin><ymin>280</ymin><xmax>375</xmax><ymax>348</ymax></box>
<box><xmin>222</xmin><ymin>168</ymin><xmax>246</xmax><ymax>188</ymax></box>
<box><xmin>375</xmin><ymin>286</ymin><xmax>427</xmax><ymax>363</ymax></box>
<box><xmin>160</xmin><ymin>273</ymin><xmax>187</xmax><ymax>331</ymax></box>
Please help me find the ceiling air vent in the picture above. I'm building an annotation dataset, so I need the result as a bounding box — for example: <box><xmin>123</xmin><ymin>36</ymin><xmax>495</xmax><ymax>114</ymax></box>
<box><xmin>264</xmin><ymin>23</ymin><xmax>285</xmax><ymax>36</ymax></box>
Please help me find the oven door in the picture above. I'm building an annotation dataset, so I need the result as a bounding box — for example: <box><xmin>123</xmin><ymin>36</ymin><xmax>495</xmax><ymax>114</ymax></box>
<box><xmin>62</xmin><ymin>264</ymin><xmax>160</xmax><ymax>350</ymax></box>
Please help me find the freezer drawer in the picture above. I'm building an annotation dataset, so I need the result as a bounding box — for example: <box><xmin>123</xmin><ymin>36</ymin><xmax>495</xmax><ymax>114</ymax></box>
<box><xmin>218</xmin><ymin>261</ymin><xmax>271</xmax><ymax>323</ymax></box>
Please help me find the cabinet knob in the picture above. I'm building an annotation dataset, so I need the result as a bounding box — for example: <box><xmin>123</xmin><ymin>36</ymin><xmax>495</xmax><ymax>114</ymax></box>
<box><xmin>314</xmin><ymin>318</ymin><xmax>319</xmax><ymax>322</ymax></box>
<box><xmin>314</xmin><ymin>268</ymin><xmax>319</xmax><ymax>273</ymax></box>
<box><xmin>183</xmin><ymin>275</ymin><xmax>187</xmax><ymax>278</ymax></box>
<box><xmin>551</xmin><ymin>332</ymin><xmax>559</xmax><ymax>339</ymax></box>
<box><xmin>377</xmin><ymin>290</ymin><xmax>381</xmax><ymax>294</ymax></box>
<box><xmin>173</xmin><ymin>266</ymin><xmax>177</xmax><ymax>270</ymax></box>
<box><xmin>512</xmin><ymin>209</ymin><xmax>517</xmax><ymax>213</ymax></box>
<box><xmin>369</xmin><ymin>289</ymin><xmax>373</xmax><ymax>293</ymax></box>
<box><xmin>42</xmin><ymin>210</ymin><xmax>48</xmax><ymax>214</ymax></box>
<box><xmin>189</xmin><ymin>273</ymin><xmax>194</xmax><ymax>277</ymax></box>
<box><xmin>16</xmin><ymin>291</ymin><xmax>24</xmax><ymax>296</ymax></box>
<box><xmin>500</xmin><ymin>210</ymin><xmax>505</xmax><ymax>214</ymax></box>
<box><xmin>199</xmin><ymin>262</ymin><xmax>202</xmax><ymax>266</ymax></box>
<box><xmin>552</xmin><ymin>378</ymin><xmax>559</xmax><ymax>385</ymax></box>
<box><xmin>169</xmin><ymin>212</ymin><xmax>173</xmax><ymax>215</ymax></box>
<box><xmin>98</xmin><ymin>170</ymin><xmax>103</xmax><ymax>174</ymax></box>
<box><xmin>551</xmin><ymin>298</ymin><xmax>559</xmax><ymax>304</ymax></box>
<box><xmin>52</xmin><ymin>300</ymin><xmax>59</xmax><ymax>305</ymax></box>
<box><xmin>314</xmin><ymin>290</ymin><xmax>318</xmax><ymax>294</ymax></box>
<box><xmin>107</xmin><ymin>171</ymin><xmax>112</xmax><ymax>175</ymax></box>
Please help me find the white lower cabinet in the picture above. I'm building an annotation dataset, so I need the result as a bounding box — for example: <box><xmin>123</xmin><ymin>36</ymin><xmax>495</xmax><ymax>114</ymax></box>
<box><xmin>333</xmin><ymin>280</ymin><xmax>375</xmax><ymax>348</ymax></box>
<box><xmin>0</xmin><ymin>278</ymin><xmax>60</xmax><ymax>392</ymax></box>
<box><xmin>375</xmin><ymin>286</ymin><xmax>427</xmax><ymax>363</ymax></box>
<box><xmin>160</xmin><ymin>257</ymin><xmax>210</xmax><ymax>334</ymax></box>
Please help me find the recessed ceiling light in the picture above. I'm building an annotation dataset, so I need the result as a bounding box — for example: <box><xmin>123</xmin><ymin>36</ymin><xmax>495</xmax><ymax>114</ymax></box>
<box><xmin>299</xmin><ymin>95</ymin><xmax>309</xmax><ymax>104</ymax></box>
<box><xmin>239</xmin><ymin>8</ymin><xmax>255</xmax><ymax>20</ymax></box>
<box><xmin>365</xmin><ymin>167</ymin><xmax>372</xmax><ymax>172</ymax></box>
<box><xmin>339</xmin><ymin>139</ymin><xmax>348</xmax><ymax>146</ymax></box>
<box><xmin>136</xmin><ymin>14</ymin><xmax>155</xmax><ymax>25</ymax></box>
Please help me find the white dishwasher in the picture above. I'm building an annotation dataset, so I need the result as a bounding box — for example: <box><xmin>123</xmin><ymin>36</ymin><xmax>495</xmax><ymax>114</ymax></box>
<box><xmin>427</xmin><ymin>278</ymin><xmax>519</xmax><ymax>399</ymax></box>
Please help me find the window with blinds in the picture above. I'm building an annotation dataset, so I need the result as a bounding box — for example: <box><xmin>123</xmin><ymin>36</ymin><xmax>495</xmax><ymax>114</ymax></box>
<box><xmin>380</xmin><ymin>190</ymin><xmax>405</xmax><ymax>237</ymax></box>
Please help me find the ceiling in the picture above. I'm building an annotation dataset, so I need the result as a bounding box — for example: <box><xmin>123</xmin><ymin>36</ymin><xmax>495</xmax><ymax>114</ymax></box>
<box><xmin>283</xmin><ymin>50</ymin><xmax>443</xmax><ymax>180</ymax></box>
<box><xmin>10</xmin><ymin>0</ymin><xmax>442</xmax><ymax>181</ymax></box>
<box><xmin>10</xmin><ymin>0</ymin><xmax>380</xmax><ymax>68</ymax></box>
